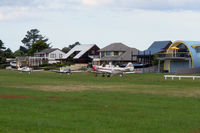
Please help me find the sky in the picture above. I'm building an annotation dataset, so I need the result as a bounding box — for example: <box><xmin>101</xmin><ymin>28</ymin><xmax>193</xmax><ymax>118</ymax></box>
<box><xmin>1</xmin><ymin>0</ymin><xmax>200</xmax><ymax>51</ymax></box>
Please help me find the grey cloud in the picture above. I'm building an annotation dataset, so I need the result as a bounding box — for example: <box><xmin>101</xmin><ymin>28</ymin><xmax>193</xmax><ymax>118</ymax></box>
<box><xmin>0</xmin><ymin>0</ymin><xmax>36</xmax><ymax>7</ymax></box>
<box><xmin>1</xmin><ymin>0</ymin><xmax>200</xmax><ymax>11</ymax></box>
<box><xmin>113</xmin><ymin>0</ymin><xmax>200</xmax><ymax>11</ymax></box>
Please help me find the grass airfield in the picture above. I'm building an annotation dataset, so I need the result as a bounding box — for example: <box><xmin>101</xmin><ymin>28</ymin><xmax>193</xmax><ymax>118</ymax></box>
<box><xmin>0</xmin><ymin>70</ymin><xmax>200</xmax><ymax>133</ymax></box>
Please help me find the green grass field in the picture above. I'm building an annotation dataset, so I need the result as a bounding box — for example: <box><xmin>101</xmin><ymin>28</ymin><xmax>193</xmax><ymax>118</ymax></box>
<box><xmin>0</xmin><ymin>70</ymin><xmax>200</xmax><ymax>133</ymax></box>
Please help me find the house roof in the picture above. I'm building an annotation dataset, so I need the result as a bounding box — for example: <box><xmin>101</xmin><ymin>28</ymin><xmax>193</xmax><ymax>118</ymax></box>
<box><xmin>34</xmin><ymin>48</ymin><xmax>59</xmax><ymax>55</ymax></box>
<box><xmin>99</xmin><ymin>43</ymin><xmax>130</xmax><ymax>52</ymax></box>
<box><xmin>101</xmin><ymin>48</ymin><xmax>139</xmax><ymax>61</ymax></box>
<box><xmin>64</xmin><ymin>44</ymin><xmax>97</xmax><ymax>59</ymax></box>
<box><xmin>138</xmin><ymin>41</ymin><xmax>172</xmax><ymax>55</ymax></box>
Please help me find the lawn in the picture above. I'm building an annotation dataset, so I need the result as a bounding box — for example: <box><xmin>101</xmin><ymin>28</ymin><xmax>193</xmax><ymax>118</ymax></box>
<box><xmin>0</xmin><ymin>70</ymin><xmax>200</xmax><ymax>133</ymax></box>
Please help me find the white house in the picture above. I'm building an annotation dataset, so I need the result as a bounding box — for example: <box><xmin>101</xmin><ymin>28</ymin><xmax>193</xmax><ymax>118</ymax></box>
<box><xmin>34</xmin><ymin>48</ymin><xmax>66</xmax><ymax>64</ymax></box>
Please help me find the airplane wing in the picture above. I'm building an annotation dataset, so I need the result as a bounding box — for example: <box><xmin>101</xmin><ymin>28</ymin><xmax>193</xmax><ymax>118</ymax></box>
<box><xmin>95</xmin><ymin>70</ymin><xmax>112</xmax><ymax>73</ymax></box>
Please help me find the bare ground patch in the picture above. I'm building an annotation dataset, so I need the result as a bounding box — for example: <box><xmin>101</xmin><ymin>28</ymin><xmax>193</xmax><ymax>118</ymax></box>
<box><xmin>9</xmin><ymin>84</ymin><xmax>200</xmax><ymax>98</ymax></box>
<box><xmin>0</xmin><ymin>94</ymin><xmax>29</xmax><ymax>99</ymax></box>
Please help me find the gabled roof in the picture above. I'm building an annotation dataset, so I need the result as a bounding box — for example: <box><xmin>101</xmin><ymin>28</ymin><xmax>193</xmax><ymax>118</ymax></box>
<box><xmin>99</xmin><ymin>43</ymin><xmax>130</xmax><ymax>52</ymax></box>
<box><xmin>138</xmin><ymin>41</ymin><xmax>172</xmax><ymax>55</ymax></box>
<box><xmin>34</xmin><ymin>48</ymin><xmax>60</xmax><ymax>55</ymax></box>
<box><xmin>64</xmin><ymin>44</ymin><xmax>97</xmax><ymax>59</ymax></box>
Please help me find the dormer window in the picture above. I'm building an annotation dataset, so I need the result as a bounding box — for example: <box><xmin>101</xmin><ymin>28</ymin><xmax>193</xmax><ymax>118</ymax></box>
<box><xmin>114</xmin><ymin>51</ymin><xmax>119</xmax><ymax>56</ymax></box>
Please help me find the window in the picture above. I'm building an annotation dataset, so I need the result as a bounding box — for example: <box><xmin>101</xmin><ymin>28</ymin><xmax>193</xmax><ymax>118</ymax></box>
<box><xmin>91</xmin><ymin>50</ymin><xmax>95</xmax><ymax>54</ymax></box>
<box><xmin>195</xmin><ymin>47</ymin><xmax>200</xmax><ymax>53</ymax></box>
<box><xmin>106</xmin><ymin>51</ymin><xmax>111</xmax><ymax>56</ymax></box>
<box><xmin>114</xmin><ymin>51</ymin><xmax>119</xmax><ymax>56</ymax></box>
<box><xmin>101</xmin><ymin>52</ymin><xmax>105</xmax><ymax>58</ymax></box>
<box><xmin>177</xmin><ymin>44</ymin><xmax>188</xmax><ymax>52</ymax></box>
<box><xmin>50</xmin><ymin>54</ymin><xmax>56</xmax><ymax>58</ymax></box>
<box><xmin>59</xmin><ymin>54</ymin><xmax>63</xmax><ymax>58</ymax></box>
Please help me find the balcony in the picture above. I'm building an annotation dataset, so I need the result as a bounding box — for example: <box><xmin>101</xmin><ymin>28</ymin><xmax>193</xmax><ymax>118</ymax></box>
<box><xmin>157</xmin><ymin>52</ymin><xmax>191</xmax><ymax>60</ymax></box>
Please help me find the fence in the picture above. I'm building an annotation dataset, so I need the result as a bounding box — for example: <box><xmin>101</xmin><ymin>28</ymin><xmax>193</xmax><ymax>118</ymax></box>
<box><xmin>176</xmin><ymin>67</ymin><xmax>200</xmax><ymax>75</ymax></box>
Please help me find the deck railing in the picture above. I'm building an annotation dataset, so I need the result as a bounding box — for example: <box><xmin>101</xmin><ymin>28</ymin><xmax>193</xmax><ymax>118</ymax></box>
<box><xmin>157</xmin><ymin>52</ymin><xmax>191</xmax><ymax>59</ymax></box>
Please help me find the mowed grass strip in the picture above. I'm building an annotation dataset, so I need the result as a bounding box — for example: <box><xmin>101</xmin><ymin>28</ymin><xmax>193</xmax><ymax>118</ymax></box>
<box><xmin>0</xmin><ymin>70</ymin><xmax>200</xmax><ymax>133</ymax></box>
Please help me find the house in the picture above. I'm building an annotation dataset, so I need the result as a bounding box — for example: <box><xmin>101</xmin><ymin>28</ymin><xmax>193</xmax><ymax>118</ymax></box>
<box><xmin>96</xmin><ymin>43</ymin><xmax>139</xmax><ymax>65</ymax></box>
<box><xmin>34</xmin><ymin>48</ymin><xmax>66</xmax><ymax>64</ymax></box>
<box><xmin>63</xmin><ymin>44</ymin><xmax>100</xmax><ymax>63</ymax></box>
<box><xmin>134</xmin><ymin>41</ymin><xmax>172</xmax><ymax>67</ymax></box>
<box><xmin>157</xmin><ymin>41</ymin><xmax>200</xmax><ymax>73</ymax></box>
<box><xmin>16</xmin><ymin>56</ymin><xmax>44</xmax><ymax>67</ymax></box>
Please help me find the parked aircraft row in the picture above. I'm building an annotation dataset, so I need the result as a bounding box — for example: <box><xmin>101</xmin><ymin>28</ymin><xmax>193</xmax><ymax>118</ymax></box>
<box><xmin>15</xmin><ymin>62</ymin><xmax>135</xmax><ymax>77</ymax></box>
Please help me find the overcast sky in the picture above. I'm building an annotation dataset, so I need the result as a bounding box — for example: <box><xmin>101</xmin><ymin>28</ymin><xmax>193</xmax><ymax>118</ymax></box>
<box><xmin>1</xmin><ymin>0</ymin><xmax>200</xmax><ymax>51</ymax></box>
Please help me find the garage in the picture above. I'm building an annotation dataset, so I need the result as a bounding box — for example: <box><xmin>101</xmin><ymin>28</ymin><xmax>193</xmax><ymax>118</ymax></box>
<box><xmin>170</xmin><ymin>60</ymin><xmax>189</xmax><ymax>73</ymax></box>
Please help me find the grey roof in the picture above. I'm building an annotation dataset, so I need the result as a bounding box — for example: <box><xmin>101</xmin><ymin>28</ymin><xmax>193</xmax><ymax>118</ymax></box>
<box><xmin>138</xmin><ymin>41</ymin><xmax>172</xmax><ymax>55</ymax></box>
<box><xmin>64</xmin><ymin>44</ymin><xmax>97</xmax><ymax>59</ymax></box>
<box><xmin>99</xmin><ymin>43</ymin><xmax>130</xmax><ymax>52</ymax></box>
<box><xmin>101</xmin><ymin>48</ymin><xmax>139</xmax><ymax>61</ymax></box>
<box><xmin>34</xmin><ymin>48</ymin><xmax>59</xmax><ymax>55</ymax></box>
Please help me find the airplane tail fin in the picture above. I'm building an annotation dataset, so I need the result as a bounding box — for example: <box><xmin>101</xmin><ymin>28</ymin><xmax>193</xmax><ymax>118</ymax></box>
<box><xmin>93</xmin><ymin>65</ymin><xmax>96</xmax><ymax>71</ymax></box>
<box><xmin>126</xmin><ymin>62</ymin><xmax>134</xmax><ymax>71</ymax></box>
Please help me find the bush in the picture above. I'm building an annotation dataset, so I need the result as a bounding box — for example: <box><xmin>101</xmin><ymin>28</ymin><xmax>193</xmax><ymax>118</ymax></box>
<box><xmin>87</xmin><ymin>63</ymin><xmax>92</xmax><ymax>68</ymax></box>
<box><xmin>0</xmin><ymin>64</ymin><xmax>9</xmax><ymax>69</ymax></box>
<box><xmin>39</xmin><ymin>61</ymin><xmax>49</xmax><ymax>67</ymax></box>
<box><xmin>40</xmin><ymin>66</ymin><xmax>59</xmax><ymax>70</ymax></box>
<box><xmin>65</xmin><ymin>61</ymin><xmax>74</xmax><ymax>66</ymax></box>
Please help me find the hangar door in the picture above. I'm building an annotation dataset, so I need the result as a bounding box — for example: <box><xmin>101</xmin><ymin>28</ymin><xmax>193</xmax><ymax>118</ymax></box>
<box><xmin>170</xmin><ymin>61</ymin><xmax>189</xmax><ymax>73</ymax></box>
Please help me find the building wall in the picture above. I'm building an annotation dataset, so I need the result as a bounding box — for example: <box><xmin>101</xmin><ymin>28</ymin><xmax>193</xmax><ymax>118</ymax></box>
<box><xmin>48</xmin><ymin>50</ymin><xmax>65</xmax><ymax>60</ymax></box>
<box><xmin>164</xmin><ymin>60</ymin><xmax>170</xmax><ymax>72</ymax></box>
<box><xmin>100</xmin><ymin>51</ymin><xmax>124</xmax><ymax>58</ymax></box>
<box><xmin>164</xmin><ymin>41</ymin><xmax>200</xmax><ymax>73</ymax></box>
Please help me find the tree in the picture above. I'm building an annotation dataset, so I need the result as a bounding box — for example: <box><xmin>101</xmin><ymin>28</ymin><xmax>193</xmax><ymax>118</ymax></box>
<box><xmin>62</xmin><ymin>47</ymin><xmax>70</xmax><ymax>53</ymax></box>
<box><xmin>62</xmin><ymin>42</ymin><xmax>81</xmax><ymax>53</ymax></box>
<box><xmin>4</xmin><ymin>48</ymin><xmax>14</xmax><ymax>58</ymax></box>
<box><xmin>0</xmin><ymin>40</ymin><xmax>6</xmax><ymax>64</ymax></box>
<box><xmin>19</xmin><ymin>46</ymin><xmax>28</xmax><ymax>56</ymax></box>
<box><xmin>0</xmin><ymin>51</ymin><xmax>6</xmax><ymax>64</ymax></box>
<box><xmin>28</xmin><ymin>40</ymin><xmax>49</xmax><ymax>56</ymax></box>
<box><xmin>0</xmin><ymin>40</ymin><xmax>6</xmax><ymax>50</ymax></box>
<box><xmin>13</xmin><ymin>50</ymin><xmax>23</xmax><ymax>57</ymax></box>
<box><xmin>21</xmin><ymin>29</ymin><xmax>49</xmax><ymax>49</ymax></box>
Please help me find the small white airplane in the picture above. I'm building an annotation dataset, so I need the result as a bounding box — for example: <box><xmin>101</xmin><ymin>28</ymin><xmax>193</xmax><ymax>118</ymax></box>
<box><xmin>57</xmin><ymin>66</ymin><xmax>72</xmax><ymax>75</ymax></box>
<box><xmin>17</xmin><ymin>65</ymin><xmax>32</xmax><ymax>74</ymax></box>
<box><xmin>92</xmin><ymin>62</ymin><xmax>134</xmax><ymax>77</ymax></box>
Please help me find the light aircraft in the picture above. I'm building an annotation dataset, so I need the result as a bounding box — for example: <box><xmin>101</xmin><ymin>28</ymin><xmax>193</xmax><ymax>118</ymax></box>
<box><xmin>57</xmin><ymin>66</ymin><xmax>72</xmax><ymax>75</ymax></box>
<box><xmin>17</xmin><ymin>65</ymin><xmax>32</xmax><ymax>74</ymax></box>
<box><xmin>92</xmin><ymin>62</ymin><xmax>134</xmax><ymax>77</ymax></box>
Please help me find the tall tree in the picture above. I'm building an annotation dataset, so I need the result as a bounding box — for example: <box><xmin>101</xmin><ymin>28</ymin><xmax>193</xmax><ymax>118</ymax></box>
<box><xmin>13</xmin><ymin>50</ymin><xmax>23</xmax><ymax>57</ymax></box>
<box><xmin>0</xmin><ymin>40</ymin><xmax>6</xmax><ymax>50</ymax></box>
<box><xmin>4</xmin><ymin>48</ymin><xmax>14</xmax><ymax>58</ymax></box>
<box><xmin>28</xmin><ymin>40</ymin><xmax>49</xmax><ymax>56</ymax></box>
<box><xmin>19</xmin><ymin>46</ymin><xmax>28</xmax><ymax>56</ymax></box>
<box><xmin>0</xmin><ymin>40</ymin><xmax>6</xmax><ymax>64</ymax></box>
<box><xmin>21</xmin><ymin>29</ymin><xmax>49</xmax><ymax>49</ymax></box>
